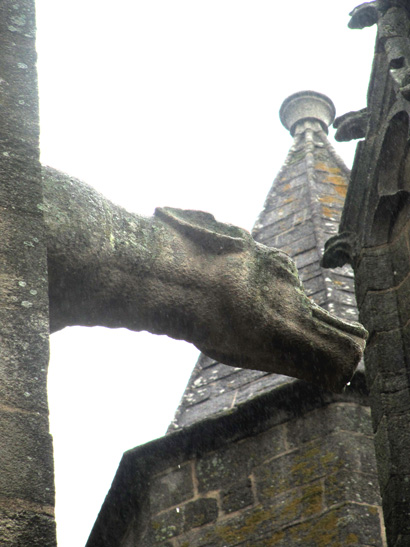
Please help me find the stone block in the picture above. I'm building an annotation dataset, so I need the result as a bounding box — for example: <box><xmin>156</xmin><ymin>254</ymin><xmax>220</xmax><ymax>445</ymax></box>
<box><xmin>281</xmin><ymin>233</ymin><xmax>317</xmax><ymax>259</ymax></box>
<box><xmin>234</xmin><ymin>375</ymin><xmax>283</xmax><ymax>406</ymax></box>
<box><xmin>0</xmin><ymin>409</ymin><xmax>54</xmax><ymax>506</ymax></box>
<box><xmin>303</xmin><ymin>273</ymin><xmax>324</xmax><ymax>297</ymax></box>
<box><xmin>185</xmin><ymin>505</ymin><xmax>285</xmax><ymax>546</ymax></box>
<box><xmin>360</xmin><ymin>289</ymin><xmax>401</xmax><ymax>335</ymax></box>
<box><xmin>0</xmin><ymin>240</ymin><xmax>49</xmax><ymax>409</ymax></box>
<box><xmin>283</xmin><ymin>503</ymin><xmax>383</xmax><ymax>546</ymax></box>
<box><xmin>390</xmin><ymin>232</ymin><xmax>410</xmax><ymax>286</ymax></box>
<box><xmin>383</xmin><ymin>475</ymin><xmax>410</xmax><ymax>547</ymax></box>
<box><xmin>221</xmin><ymin>479</ymin><xmax>254</xmax><ymax>514</ymax></box>
<box><xmin>324</xmin><ymin>471</ymin><xmax>381</xmax><ymax>507</ymax></box>
<box><xmin>369</xmin><ymin>371</ymin><xmax>410</xmax><ymax>431</ymax></box>
<box><xmin>196</xmin><ymin>440</ymin><xmax>259</xmax><ymax>493</ymax></box>
<box><xmin>180</xmin><ymin>501</ymin><xmax>383</xmax><ymax>546</ymax></box>
<box><xmin>364</xmin><ymin>329</ymin><xmax>406</xmax><ymax>389</ymax></box>
<box><xmin>149</xmin><ymin>463</ymin><xmax>194</xmax><ymax>514</ymax></box>
<box><xmin>254</xmin><ymin>431</ymin><xmax>375</xmax><ymax>498</ymax></box>
<box><xmin>286</xmin><ymin>403</ymin><xmax>372</xmax><ymax>451</ymax></box>
<box><xmin>397</xmin><ymin>273</ymin><xmax>410</xmax><ymax>326</ymax></box>
<box><xmin>257</xmin><ymin>480</ymin><xmax>324</xmax><ymax>524</ymax></box>
<box><xmin>271</xmin><ymin>220</ymin><xmax>315</xmax><ymax>249</ymax></box>
<box><xmin>262</xmin><ymin>197</ymin><xmax>309</xmax><ymax>228</ymax></box>
<box><xmin>183</xmin><ymin>498</ymin><xmax>218</xmax><ymax>531</ymax></box>
<box><xmin>374</xmin><ymin>416</ymin><xmax>391</xmax><ymax>495</ymax></box>
<box><xmin>0</xmin><ymin>509</ymin><xmax>56</xmax><ymax>547</ymax></box>
<box><xmin>0</xmin><ymin>1</ymin><xmax>36</xmax><ymax>41</ymax></box>
<box><xmin>176</xmin><ymin>390</ymin><xmax>236</xmax><ymax>429</ymax></box>
<box><xmin>377</xmin><ymin>414</ymin><xmax>410</xmax><ymax>482</ymax></box>
<box><xmin>148</xmin><ymin>507</ymin><xmax>184</xmax><ymax>543</ymax></box>
<box><xmin>294</xmin><ymin>248</ymin><xmax>319</xmax><ymax>270</ymax></box>
<box><xmin>0</xmin><ymin>52</ymin><xmax>39</xmax><ymax>150</ymax></box>
<box><xmin>0</xmin><ymin>16</ymin><xmax>40</xmax><ymax>147</ymax></box>
<box><xmin>0</xmin><ymin>336</ymin><xmax>49</xmax><ymax>413</ymax></box>
<box><xmin>196</xmin><ymin>425</ymin><xmax>286</xmax><ymax>493</ymax></box>
<box><xmin>299</xmin><ymin>261</ymin><xmax>322</xmax><ymax>282</ymax></box>
<box><xmin>356</xmin><ymin>248</ymin><xmax>394</xmax><ymax>297</ymax></box>
<box><xmin>0</xmin><ymin>154</ymin><xmax>42</xmax><ymax>213</ymax></box>
<box><xmin>255</xmin><ymin>207</ymin><xmax>312</xmax><ymax>243</ymax></box>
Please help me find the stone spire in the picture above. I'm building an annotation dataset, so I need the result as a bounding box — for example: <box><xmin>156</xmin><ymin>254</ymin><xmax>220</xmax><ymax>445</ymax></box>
<box><xmin>253</xmin><ymin>90</ymin><xmax>356</xmax><ymax>320</ymax></box>
<box><xmin>169</xmin><ymin>91</ymin><xmax>358</xmax><ymax>432</ymax></box>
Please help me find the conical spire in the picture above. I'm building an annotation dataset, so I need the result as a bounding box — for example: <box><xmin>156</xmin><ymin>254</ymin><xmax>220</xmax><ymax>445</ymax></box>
<box><xmin>253</xmin><ymin>90</ymin><xmax>356</xmax><ymax>320</ymax></box>
<box><xmin>169</xmin><ymin>91</ymin><xmax>358</xmax><ymax>432</ymax></box>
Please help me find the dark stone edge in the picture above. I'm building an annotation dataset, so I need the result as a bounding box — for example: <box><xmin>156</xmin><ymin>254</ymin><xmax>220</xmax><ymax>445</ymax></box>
<box><xmin>85</xmin><ymin>371</ymin><xmax>368</xmax><ymax>547</ymax></box>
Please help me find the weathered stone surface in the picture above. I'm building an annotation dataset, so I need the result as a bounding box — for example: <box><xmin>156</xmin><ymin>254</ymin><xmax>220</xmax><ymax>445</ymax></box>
<box><xmin>360</xmin><ymin>289</ymin><xmax>401</xmax><ymax>334</ymax></box>
<box><xmin>257</xmin><ymin>479</ymin><xmax>324</xmax><ymax>522</ymax></box>
<box><xmin>196</xmin><ymin>442</ymin><xmax>261</xmax><ymax>493</ymax></box>
<box><xmin>170</xmin><ymin>502</ymin><xmax>382</xmax><ymax>547</ymax></box>
<box><xmin>149</xmin><ymin>463</ymin><xmax>194</xmax><ymax>514</ymax></box>
<box><xmin>149</xmin><ymin>508</ymin><xmax>184</xmax><ymax>542</ymax></box>
<box><xmin>286</xmin><ymin>403</ymin><xmax>372</xmax><ymax>450</ymax></box>
<box><xmin>283</xmin><ymin>503</ymin><xmax>383</xmax><ymax>546</ymax></box>
<box><xmin>183</xmin><ymin>498</ymin><xmax>218</xmax><ymax>531</ymax></box>
<box><xmin>279</xmin><ymin>233</ymin><xmax>317</xmax><ymax>259</ymax></box>
<box><xmin>364</xmin><ymin>329</ymin><xmax>406</xmax><ymax>391</ymax></box>
<box><xmin>254</xmin><ymin>207</ymin><xmax>313</xmax><ymax>243</ymax></box>
<box><xmin>383</xmin><ymin>476</ymin><xmax>410</xmax><ymax>547</ymax></box>
<box><xmin>268</xmin><ymin>220</ymin><xmax>315</xmax><ymax>249</ymax></box>
<box><xmin>369</xmin><ymin>370</ymin><xmax>410</xmax><ymax>430</ymax></box>
<box><xmin>0</xmin><ymin>3</ymin><xmax>54</xmax><ymax>545</ymax></box>
<box><xmin>254</xmin><ymin>431</ymin><xmax>375</xmax><ymax>498</ymax></box>
<box><xmin>377</xmin><ymin>413</ymin><xmax>410</xmax><ymax>480</ymax></box>
<box><xmin>42</xmin><ymin>166</ymin><xmax>367</xmax><ymax>392</ymax></box>
<box><xmin>88</xmin><ymin>377</ymin><xmax>378</xmax><ymax>547</ymax></box>
<box><xmin>0</xmin><ymin>509</ymin><xmax>56</xmax><ymax>547</ymax></box>
<box><xmin>324</xmin><ymin>470</ymin><xmax>381</xmax><ymax>507</ymax></box>
<box><xmin>0</xmin><ymin>409</ymin><xmax>54</xmax><ymax>505</ymax></box>
<box><xmin>221</xmin><ymin>479</ymin><xmax>254</xmax><ymax>514</ymax></box>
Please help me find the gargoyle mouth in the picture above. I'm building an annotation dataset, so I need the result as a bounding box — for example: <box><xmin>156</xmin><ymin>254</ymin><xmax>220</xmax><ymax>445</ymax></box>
<box><xmin>311</xmin><ymin>301</ymin><xmax>368</xmax><ymax>344</ymax></box>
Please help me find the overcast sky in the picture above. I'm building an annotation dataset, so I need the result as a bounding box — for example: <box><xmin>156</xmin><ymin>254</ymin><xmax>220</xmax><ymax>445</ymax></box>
<box><xmin>35</xmin><ymin>2</ymin><xmax>376</xmax><ymax>545</ymax></box>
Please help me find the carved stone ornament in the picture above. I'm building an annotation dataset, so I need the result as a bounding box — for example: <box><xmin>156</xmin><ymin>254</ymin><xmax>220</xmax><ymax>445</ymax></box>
<box><xmin>348</xmin><ymin>1</ymin><xmax>380</xmax><ymax>29</ymax></box>
<box><xmin>321</xmin><ymin>232</ymin><xmax>357</xmax><ymax>268</ymax></box>
<box><xmin>333</xmin><ymin>109</ymin><xmax>369</xmax><ymax>142</ymax></box>
<box><xmin>42</xmin><ymin>167</ymin><xmax>367</xmax><ymax>393</ymax></box>
<box><xmin>350</xmin><ymin>2</ymin><xmax>410</xmax><ymax>100</ymax></box>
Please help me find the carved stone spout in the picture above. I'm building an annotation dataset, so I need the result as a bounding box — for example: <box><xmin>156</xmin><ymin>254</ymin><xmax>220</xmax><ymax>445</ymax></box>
<box><xmin>42</xmin><ymin>167</ymin><xmax>367</xmax><ymax>393</ymax></box>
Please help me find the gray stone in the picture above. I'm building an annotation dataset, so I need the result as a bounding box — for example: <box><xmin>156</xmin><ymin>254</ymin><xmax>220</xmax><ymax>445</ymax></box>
<box><xmin>149</xmin><ymin>463</ymin><xmax>194</xmax><ymax>514</ymax></box>
<box><xmin>0</xmin><ymin>510</ymin><xmax>56</xmax><ymax>547</ymax></box>
<box><xmin>42</xmin><ymin>166</ymin><xmax>367</xmax><ymax>392</ymax></box>
<box><xmin>0</xmin><ymin>410</ymin><xmax>54</xmax><ymax>506</ymax></box>
<box><xmin>221</xmin><ymin>479</ymin><xmax>254</xmax><ymax>513</ymax></box>
<box><xmin>183</xmin><ymin>498</ymin><xmax>218</xmax><ymax>531</ymax></box>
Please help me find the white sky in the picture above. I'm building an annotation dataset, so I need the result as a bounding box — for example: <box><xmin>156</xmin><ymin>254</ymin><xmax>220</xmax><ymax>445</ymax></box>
<box><xmin>35</xmin><ymin>1</ymin><xmax>377</xmax><ymax>545</ymax></box>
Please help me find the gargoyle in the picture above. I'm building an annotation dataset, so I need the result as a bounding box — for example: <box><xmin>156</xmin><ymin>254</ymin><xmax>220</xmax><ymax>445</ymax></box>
<box><xmin>333</xmin><ymin>109</ymin><xmax>368</xmax><ymax>142</ymax></box>
<box><xmin>42</xmin><ymin>166</ymin><xmax>367</xmax><ymax>393</ymax></box>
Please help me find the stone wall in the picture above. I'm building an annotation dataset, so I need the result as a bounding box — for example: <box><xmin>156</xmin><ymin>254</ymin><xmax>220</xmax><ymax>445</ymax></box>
<box><xmin>323</xmin><ymin>28</ymin><xmax>410</xmax><ymax>542</ymax></box>
<box><xmin>88</xmin><ymin>383</ymin><xmax>385</xmax><ymax>547</ymax></box>
<box><xmin>354</xmin><ymin>212</ymin><xmax>410</xmax><ymax>547</ymax></box>
<box><xmin>139</xmin><ymin>403</ymin><xmax>383</xmax><ymax>546</ymax></box>
<box><xmin>0</xmin><ymin>1</ymin><xmax>56</xmax><ymax>544</ymax></box>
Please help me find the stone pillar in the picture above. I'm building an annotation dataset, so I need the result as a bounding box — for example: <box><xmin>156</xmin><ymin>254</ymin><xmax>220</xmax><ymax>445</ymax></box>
<box><xmin>322</xmin><ymin>4</ymin><xmax>410</xmax><ymax>543</ymax></box>
<box><xmin>0</xmin><ymin>1</ymin><xmax>56</xmax><ymax>544</ymax></box>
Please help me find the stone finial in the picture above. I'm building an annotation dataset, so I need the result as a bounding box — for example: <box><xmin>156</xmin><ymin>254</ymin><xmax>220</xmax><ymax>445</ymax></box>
<box><xmin>279</xmin><ymin>90</ymin><xmax>336</xmax><ymax>135</ymax></box>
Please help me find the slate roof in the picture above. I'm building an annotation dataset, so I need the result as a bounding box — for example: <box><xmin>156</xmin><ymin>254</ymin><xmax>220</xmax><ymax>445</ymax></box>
<box><xmin>168</xmin><ymin>91</ymin><xmax>358</xmax><ymax>433</ymax></box>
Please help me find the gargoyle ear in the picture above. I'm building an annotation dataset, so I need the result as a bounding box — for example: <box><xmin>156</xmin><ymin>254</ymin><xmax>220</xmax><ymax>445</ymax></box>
<box><xmin>154</xmin><ymin>206</ymin><xmax>250</xmax><ymax>254</ymax></box>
